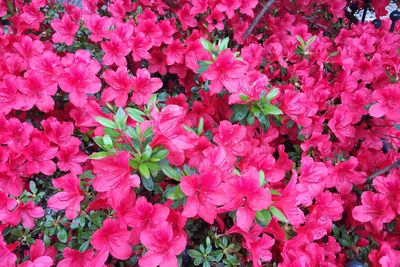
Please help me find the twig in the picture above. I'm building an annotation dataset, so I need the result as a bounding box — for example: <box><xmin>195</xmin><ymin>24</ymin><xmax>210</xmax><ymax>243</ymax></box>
<box><xmin>367</xmin><ymin>159</ymin><xmax>400</xmax><ymax>181</ymax></box>
<box><xmin>242</xmin><ymin>0</ymin><xmax>276</xmax><ymax>41</ymax></box>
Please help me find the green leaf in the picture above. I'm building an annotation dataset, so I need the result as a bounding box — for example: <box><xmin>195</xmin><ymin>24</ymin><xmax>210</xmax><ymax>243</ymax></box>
<box><xmin>270</xmin><ymin>189</ymin><xmax>281</xmax><ymax>196</ymax></box>
<box><xmin>259</xmin><ymin>170</ymin><xmax>266</xmax><ymax>186</ymax></box>
<box><xmin>296</xmin><ymin>35</ymin><xmax>305</xmax><ymax>46</ymax></box>
<box><xmin>141</xmin><ymin>176</ymin><xmax>154</xmax><ymax>191</ymax></box>
<box><xmin>29</xmin><ymin>181</ymin><xmax>37</xmax><ymax>194</ymax></box>
<box><xmin>152</xmin><ymin>149</ymin><xmax>169</xmax><ymax>160</ymax></box>
<box><xmin>231</xmin><ymin>104</ymin><xmax>249</xmax><ymax>122</ymax></box>
<box><xmin>126</xmin><ymin>107</ymin><xmax>145</xmax><ymax>123</ymax></box>
<box><xmin>102</xmin><ymin>134</ymin><xmax>113</xmax><ymax>149</ymax></box>
<box><xmin>114</xmin><ymin>107</ymin><xmax>128</xmax><ymax>129</ymax></box>
<box><xmin>239</xmin><ymin>94</ymin><xmax>250</xmax><ymax>102</ymax></box>
<box><xmin>89</xmin><ymin>152</ymin><xmax>108</xmax><ymax>160</ymax></box>
<box><xmin>79</xmin><ymin>240</ymin><xmax>90</xmax><ymax>252</ymax></box>
<box><xmin>200</xmin><ymin>38</ymin><xmax>214</xmax><ymax>52</ymax></box>
<box><xmin>197</xmin><ymin>117</ymin><xmax>204</xmax><ymax>135</ymax></box>
<box><xmin>255</xmin><ymin>209</ymin><xmax>272</xmax><ymax>227</ymax></box>
<box><xmin>164</xmin><ymin>185</ymin><xmax>185</xmax><ymax>200</ymax></box>
<box><xmin>306</xmin><ymin>35</ymin><xmax>317</xmax><ymax>46</ymax></box>
<box><xmin>95</xmin><ymin>117</ymin><xmax>117</xmax><ymax>129</ymax></box>
<box><xmin>269</xmin><ymin>206</ymin><xmax>288</xmax><ymax>223</ymax></box>
<box><xmin>394</xmin><ymin>124</ymin><xmax>400</xmax><ymax>131</ymax></box>
<box><xmin>263</xmin><ymin>104</ymin><xmax>283</xmax><ymax>115</ymax></box>
<box><xmin>194</xmin><ymin>257</ymin><xmax>203</xmax><ymax>266</ymax></box>
<box><xmin>139</xmin><ymin>163</ymin><xmax>150</xmax><ymax>178</ymax></box>
<box><xmin>187</xmin><ymin>249</ymin><xmax>203</xmax><ymax>258</ymax></box>
<box><xmin>266</xmin><ymin>88</ymin><xmax>279</xmax><ymax>101</ymax></box>
<box><xmin>218</xmin><ymin>37</ymin><xmax>229</xmax><ymax>52</ymax></box>
<box><xmin>57</xmin><ymin>228</ymin><xmax>68</xmax><ymax>243</ymax></box>
<box><xmin>142</xmin><ymin>145</ymin><xmax>153</xmax><ymax>161</ymax></box>
<box><xmin>160</xmin><ymin>160</ymin><xmax>181</xmax><ymax>181</ymax></box>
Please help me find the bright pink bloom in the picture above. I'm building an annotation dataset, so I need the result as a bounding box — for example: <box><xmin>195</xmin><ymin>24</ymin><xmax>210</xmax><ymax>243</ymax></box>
<box><xmin>91</xmin><ymin>218</ymin><xmax>132</xmax><ymax>260</ymax></box>
<box><xmin>92</xmin><ymin>151</ymin><xmax>140</xmax><ymax>195</ymax></box>
<box><xmin>328</xmin><ymin>108</ymin><xmax>356</xmax><ymax>143</ymax></box>
<box><xmin>102</xmin><ymin>67</ymin><xmax>134</xmax><ymax>107</ymax></box>
<box><xmin>151</xmin><ymin>105</ymin><xmax>194</xmax><ymax>165</ymax></box>
<box><xmin>48</xmin><ymin>173</ymin><xmax>84</xmax><ymax>219</ymax></box>
<box><xmin>101</xmin><ymin>37</ymin><xmax>131</xmax><ymax>66</ymax></box>
<box><xmin>327</xmin><ymin>156</ymin><xmax>366</xmax><ymax>194</ymax></box>
<box><xmin>58</xmin><ymin>50</ymin><xmax>102</xmax><ymax>107</ymax></box>
<box><xmin>16</xmin><ymin>70</ymin><xmax>58</xmax><ymax>112</ymax></box>
<box><xmin>130</xmin><ymin>33</ymin><xmax>153</xmax><ymax>62</ymax></box>
<box><xmin>213</xmin><ymin>120</ymin><xmax>251</xmax><ymax>157</ymax></box>
<box><xmin>56</xmin><ymin>137</ymin><xmax>87</xmax><ymax>174</ymax></box>
<box><xmin>352</xmin><ymin>191</ymin><xmax>395</xmax><ymax>231</ymax></box>
<box><xmin>163</xmin><ymin>40</ymin><xmax>186</xmax><ymax>65</ymax></box>
<box><xmin>0</xmin><ymin>235</ymin><xmax>16</xmax><ymax>267</ymax></box>
<box><xmin>369</xmin><ymin>85</ymin><xmax>400</xmax><ymax>122</ymax></box>
<box><xmin>180</xmin><ymin>171</ymin><xmax>227</xmax><ymax>224</ymax></box>
<box><xmin>373</xmin><ymin>173</ymin><xmax>400</xmax><ymax>214</ymax></box>
<box><xmin>369</xmin><ymin>242</ymin><xmax>400</xmax><ymax>267</ymax></box>
<box><xmin>244</xmin><ymin>234</ymin><xmax>275</xmax><ymax>267</ymax></box>
<box><xmin>84</xmin><ymin>14</ymin><xmax>112</xmax><ymax>42</ymax></box>
<box><xmin>41</xmin><ymin>117</ymin><xmax>74</xmax><ymax>146</ymax></box>
<box><xmin>23</xmin><ymin>137</ymin><xmax>58</xmax><ymax>176</ymax></box>
<box><xmin>125</xmin><ymin>197</ymin><xmax>170</xmax><ymax>243</ymax></box>
<box><xmin>51</xmin><ymin>15</ymin><xmax>79</xmax><ymax>45</ymax></box>
<box><xmin>57</xmin><ymin>248</ymin><xmax>94</xmax><ymax>267</ymax></box>
<box><xmin>176</xmin><ymin>4</ymin><xmax>197</xmax><ymax>31</ymax></box>
<box><xmin>280</xmin><ymin>90</ymin><xmax>318</xmax><ymax>127</ymax></box>
<box><xmin>0</xmin><ymin>191</ymin><xmax>16</xmax><ymax>221</ymax></box>
<box><xmin>216</xmin><ymin>0</ymin><xmax>241</xmax><ymax>18</ymax></box>
<box><xmin>223</xmin><ymin>167</ymin><xmax>272</xmax><ymax>231</ymax></box>
<box><xmin>203</xmin><ymin>50</ymin><xmax>248</xmax><ymax>94</ymax></box>
<box><xmin>131</xmin><ymin>68</ymin><xmax>163</xmax><ymax>105</ymax></box>
<box><xmin>296</xmin><ymin>157</ymin><xmax>328</xmax><ymax>206</ymax></box>
<box><xmin>5</xmin><ymin>201</ymin><xmax>44</xmax><ymax>229</ymax></box>
<box><xmin>139</xmin><ymin>222</ymin><xmax>186</xmax><ymax>267</ymax></box>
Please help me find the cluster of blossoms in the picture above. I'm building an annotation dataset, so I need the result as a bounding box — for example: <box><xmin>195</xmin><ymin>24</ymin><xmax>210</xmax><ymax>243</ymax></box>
<box><xmin>0</xmin><ymin>0</ymin><xmax>400</xmax><ymax>266</ymax></box>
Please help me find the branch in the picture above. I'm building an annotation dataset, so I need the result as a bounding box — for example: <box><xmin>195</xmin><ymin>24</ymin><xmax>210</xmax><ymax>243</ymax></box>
<box><xmin>367</xmin><ymin>159</ymin><xmax>400</xmax><ymax>181</ymax></box>
<box><xmin>242</xmin><ymin>0</ymin><xmax>276</xmax><ymax>41</ymax></box>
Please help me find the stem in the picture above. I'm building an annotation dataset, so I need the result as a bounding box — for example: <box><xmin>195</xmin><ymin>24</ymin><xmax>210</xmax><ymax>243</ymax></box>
<box><xmin>242</xmin><ymin>0</ymin><xmax>276</xmax><ymax>41</ymax></box>
<box><xmin>367</xmin><ymin>159</ymin><xmax>400</xmax><ymax>181</ymax></box>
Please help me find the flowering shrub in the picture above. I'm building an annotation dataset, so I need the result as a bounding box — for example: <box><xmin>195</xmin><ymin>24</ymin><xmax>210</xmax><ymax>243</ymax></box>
<box><xmin>0</xmin><ymin>0</ymin><xmax>400</xmax><ymax>266</ymax></box>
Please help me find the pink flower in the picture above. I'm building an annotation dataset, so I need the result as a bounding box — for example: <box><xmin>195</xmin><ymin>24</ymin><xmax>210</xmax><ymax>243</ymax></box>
<box><xmin>41</xmin><ymin>117</ymin><xmax>74</xmax><ymax>146</ymax></box>
<box><xmin>101</xmin><ymin>36</ymin><xmax>131</xmax><ymax>66</ymax></box>
<box><xmin>130</xmin><ymin>32</ymin><xmax>153</xmax><ymax>62</ymax></box>
<box><xmin>58</xmin><ymin>50</ymin><xmax>102</xmax><ymax>107</ymax></box>
<box><xmin>92</xmin><ymin>151</ymin><xmax>140</xmax><ymax>195</ymax></box>
<box><xmin>57</xmin><ymin>248</ymin><xmax>94</xmax><ymax>267</ymax></box>
<box><xmin>203</xmin><ymin>50</ymin><xmax>248</xmax><ymax>94</ymax></box>
<box><xmin>163</xmin><ymin>40</ymin><xmax>186</xmax><ymax>65</ymax></box>
<box><xmin>327</xmin><ymin>156</ymin><xmax>366</xmax><ymax>194</ymax></box>
<box><xmin>56</xmin><ymin>137</ymin><xmax>87</xmax><ymax>174</ymax></box>
<box><xmin>180</xmin><ymin>171</ymin><xmax>227</xmax><ymax>224</ymax></box>
<box><xmin>216</xmin><ymin>0</ymin><xmax>241</xmax><ymax>18</ymax></box>
<box><xmin>0</xmin><ymin>191</ymin><xmax>16</xmax><ymax>221</ymax></box>
<box><xmin>91</xmin><ymin>218</ymin><xmax>132</xmax><ymax>260</ymax></box>
<box><xmin>373</xmin><ymin>173</ymin><xmax>400</xmax><ymax>214</ymax></box>
<box><xmin>223</xmin><ymin>167</ymin><xmax>272</xmax><ymax>231</ymax></box>
<box><xmin>328</xmin><ymin>108</ymin><xmax>356</xmax><ymax>143</ymax></box>
<box><xmin>369</xmin><ymin>242</ymin><xmax>400</xmax><ymax>267</ymax></box>
<box><xmin>369</xmin><ymin>85</ymin><xmax>400</xmax><ymax>122</ymax></box>
<box><xmin>5</xmin><ymin>201</ymin><xmax>44</xmax><ymax>229</ymax></box>
<box><xmin>102</xmin><ymin>67</ymin><xmax>134</xmax><ymax>107</ymax></box>
<box><xmin>125</xmin><ymin>197</ymin><xmax>170</xmax><ymax>243</ymax></box>
<box><xmin>244</xmin><ymin>234</ymin><xmax>275</xmax><ymax>267</ymax></box>
<box><xmin>352</xmin><ymin>191</ymin><xmax>395</xmax><ymax>231</ymax></box>
<box><xmin>48</xmin><ymin>173</ymin><xmax>84</xmax><ymax>219</ymax></box>
<box><xmin>84</xmin><ymin>14</ymin><xmax>112</xmax><ymax>42</ymax></box>
<box><xmin>23</xmin><ymin>137</ymin><xmax>58</xmax><ymax>176</ymax></box>
<box><xmin>16</xmin><ymin>70</ymin><xmax>58</xmax><ymax>112</ymax></box>
<box><xmin>139</xmin><ymin>222</ymin><xmax>186</xmax><ymax>267</ymax></box>
<box><xmin>51</xmin><ymin>15</ymin><xmax>79</xmax><ymax>45</ymax></box>
<box><xmin>131</xmin><ymin>68</ymin><xmax>163</xmax><ymax>105</ymax></box>
<box><xmin>0</xmin><ymin>235</ymin><xmax>16</xmax><ymax>267</ymax></box>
